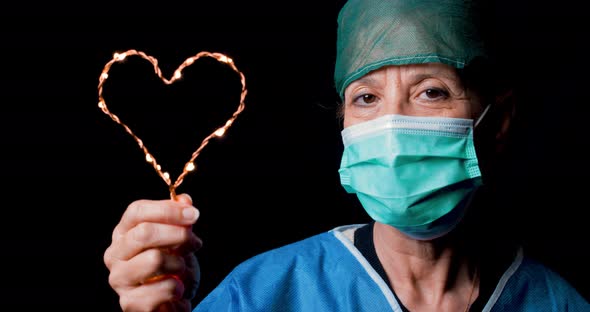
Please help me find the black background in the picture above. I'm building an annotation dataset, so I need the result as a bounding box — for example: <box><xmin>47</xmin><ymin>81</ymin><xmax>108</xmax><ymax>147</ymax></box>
<box><xmin>2</xmin><ymin>1</ymin><xmax>589</xmax><ymax>311</ymax></box>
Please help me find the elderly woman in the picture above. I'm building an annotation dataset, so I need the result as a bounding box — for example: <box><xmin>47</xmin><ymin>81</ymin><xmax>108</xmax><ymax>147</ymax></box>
<box><xmin>103</xmin><ymin>0</ymin><xmax>590</xmax><ymax>311</ymax></box>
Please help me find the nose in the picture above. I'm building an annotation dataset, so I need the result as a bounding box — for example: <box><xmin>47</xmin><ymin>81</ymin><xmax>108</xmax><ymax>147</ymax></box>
<box><xmin>381</xmin><ymin>79</ymin><xmax>409</xmax><ymax>116</ymax></box>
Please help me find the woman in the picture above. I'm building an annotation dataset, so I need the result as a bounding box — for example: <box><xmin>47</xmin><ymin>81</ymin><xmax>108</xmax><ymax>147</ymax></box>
<box><xmin>103</xmin><ymin>0</ymin><xmax>590</xmax><ymax>311</ymax></box>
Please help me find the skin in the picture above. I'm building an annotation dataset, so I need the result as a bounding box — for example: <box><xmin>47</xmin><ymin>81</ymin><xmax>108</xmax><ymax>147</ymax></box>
<box><xmin>343</xmin><ymin>63</ymin><xmax>484</xmax><ymax>125</ymax></box>
<box><xmin>343</xmin><ymin>63</ymin><xmax>487</xmax><ymax>312</ymax></box>
<box><xmin>104</xmin><ymin>62</ymin><xmax>512</xmax><ymax>311</ymax></box>
<box><xmin>104</xmin><ymin>194</ymin><xmax>202</xmax><ymax>312</ymax></box>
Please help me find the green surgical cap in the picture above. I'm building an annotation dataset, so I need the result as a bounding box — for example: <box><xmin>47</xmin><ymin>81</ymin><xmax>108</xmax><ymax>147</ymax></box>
<box><xmin>334</xmin><ymin>0</ymin><xmax>488</xmax><ymax>98</ymax></box>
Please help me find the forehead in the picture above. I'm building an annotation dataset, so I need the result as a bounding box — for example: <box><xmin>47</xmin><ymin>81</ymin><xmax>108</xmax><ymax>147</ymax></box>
<box><xmin>353</xmin><ymin>63</ymin><xmax>460</xmax><ymax>83</ymax></box>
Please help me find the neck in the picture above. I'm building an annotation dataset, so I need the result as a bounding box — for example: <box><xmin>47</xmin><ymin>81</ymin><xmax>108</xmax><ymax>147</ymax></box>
<box><xmin>373</xmin><ymin>222</ymin><xmax>479</xmax><ymax>311</ymax></box>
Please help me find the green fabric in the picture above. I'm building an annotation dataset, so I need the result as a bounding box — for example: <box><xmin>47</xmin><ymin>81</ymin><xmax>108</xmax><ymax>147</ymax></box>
<box><xmin>334</xmin><ymin>0</ymin><xmax>487</xmax><ymax>98</ymax></box>
<box><xmin>339</xmin><ymin>115</ymin><xmax>481</xmax><ymax>227</ymax></box>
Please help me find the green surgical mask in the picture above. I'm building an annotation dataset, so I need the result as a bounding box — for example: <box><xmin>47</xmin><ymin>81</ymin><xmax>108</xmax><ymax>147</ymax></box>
<box><xmin>334</xmin><ymin>0</ymin><xmax>488</xmax><ymax>98</ymax></box>
<box><xmin>338</xmin><ymin>114</ymin><xmax>483</xmax><ymax>240</ymax></box>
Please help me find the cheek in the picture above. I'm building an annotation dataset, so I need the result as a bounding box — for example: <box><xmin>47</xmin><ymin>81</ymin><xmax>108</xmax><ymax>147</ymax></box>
<box><xmin>459</xmin><ymin>102</ymin><xmax>474</xmax><ymax>118</ymax></box>
<box><xmin>445</xmin><ymin>99</ymin><xmax>477</xmax><ymax>119</ymax></box>
<box><xmin>465</xmin><ymin>93</ymin><xmax>485</xmax><ymax>119</ymax></box>
<box><xmin>343</xmin><ymin>102</ymin><xmax>385</xmax><ymax>126</ymax></box>
<box><xmin>342</xmin><ymin>105</ymin><xmax>374</xmax><ymax>128</ymax></box>
<box><xmin>342</xmin><ymin>112</ymin><xmax>354</xmax><ymax>128</ymax></box>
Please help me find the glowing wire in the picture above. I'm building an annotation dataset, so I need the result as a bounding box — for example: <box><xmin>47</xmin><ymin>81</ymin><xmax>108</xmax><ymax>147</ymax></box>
<box><xmin>97</xmin><ymin>49</ymin><xmax>247</xmax><ymax>200</ymax></box>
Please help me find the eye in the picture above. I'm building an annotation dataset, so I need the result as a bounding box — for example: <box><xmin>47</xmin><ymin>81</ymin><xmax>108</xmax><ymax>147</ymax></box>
<box><xmin>419</xmin><ymin>88</ymin><xmax>449</xmax><ymax>100</ymax></box>
<box><xmin>353</xmin><ymin>93</ymin><xmax>379</xmax><ymax>105</ymax></box>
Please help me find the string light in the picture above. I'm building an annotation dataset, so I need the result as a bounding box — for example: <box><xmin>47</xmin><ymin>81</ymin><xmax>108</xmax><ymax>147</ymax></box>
<box><xmin>97</xmin><ymin>49</ymin><xmax>247</xmax><ymax>200</ymax></box>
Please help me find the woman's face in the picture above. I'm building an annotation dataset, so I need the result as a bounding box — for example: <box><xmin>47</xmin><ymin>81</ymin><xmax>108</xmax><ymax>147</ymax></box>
<box><xmin>343</xmin><ymin>63</ymin><xmax>484</xmax><ymax>128</ymax></box>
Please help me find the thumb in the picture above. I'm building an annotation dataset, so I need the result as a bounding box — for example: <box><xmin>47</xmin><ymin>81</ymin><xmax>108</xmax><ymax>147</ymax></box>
<box><xmin>176</xmin><ymin>193</ymin><xmax>193</xmax><ymax>205</ymax></box>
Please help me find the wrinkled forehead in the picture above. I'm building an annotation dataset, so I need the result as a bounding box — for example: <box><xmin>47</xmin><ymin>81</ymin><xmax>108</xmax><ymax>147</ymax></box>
<box><xmin>334</xmin><ymin>0</ymin><xmax>487</xmax><ymax>98</ymax></box>
<box><xmin>345</xmin><ymin>63</ymin><xmax>462</xmax><ymax>89</ymax></box>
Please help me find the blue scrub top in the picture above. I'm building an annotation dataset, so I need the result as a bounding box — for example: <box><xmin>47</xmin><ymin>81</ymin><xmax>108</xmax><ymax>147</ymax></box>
<box><xmin>193</xmin><ymin>224</ymin><xmax>590</xmax><ymax>311</ymax></box>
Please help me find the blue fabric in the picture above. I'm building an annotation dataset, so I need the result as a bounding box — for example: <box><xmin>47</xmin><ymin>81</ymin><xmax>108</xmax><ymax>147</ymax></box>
<box><xmin>486</xmin><ymin>257</ymin><xmax>590</xmax><ymax>312</ymax></box>
<box><xmin>193</xmin><ymin>225</ymin><xmax>590</xmax><ymax>312</ymax></box>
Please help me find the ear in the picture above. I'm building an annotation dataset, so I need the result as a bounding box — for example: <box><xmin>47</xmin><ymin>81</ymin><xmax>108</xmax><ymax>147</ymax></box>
<box><xmin>493</xmin><ymin>88</ymin><xmax>516</xmax><ymax>154</ymax></box>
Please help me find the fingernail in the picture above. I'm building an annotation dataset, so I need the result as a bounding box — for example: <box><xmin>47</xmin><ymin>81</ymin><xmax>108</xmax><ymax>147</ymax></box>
<box><xmin>183</xmin><ymin>207</ymin><xmax>198</xmax><ymax>221</ymax></box>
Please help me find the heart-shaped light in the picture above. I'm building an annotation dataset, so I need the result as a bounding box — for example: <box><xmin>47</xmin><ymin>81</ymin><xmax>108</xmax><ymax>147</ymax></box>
<box><xmin>97</xmin><ymin>49</ymin><xmax>247</xmax><ymax>200</ymax></box>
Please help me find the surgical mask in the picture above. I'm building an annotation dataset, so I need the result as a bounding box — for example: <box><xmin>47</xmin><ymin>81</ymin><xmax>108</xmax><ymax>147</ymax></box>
<box><xmin>339</xmin><ymin>111</ymin><xmax>488</xmax><ymax>240</ymax></box>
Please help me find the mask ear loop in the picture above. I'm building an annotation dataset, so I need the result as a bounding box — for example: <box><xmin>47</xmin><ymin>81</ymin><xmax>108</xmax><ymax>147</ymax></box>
<box><xmin>474</xmin><ymin>104</ymin><xmax>491</xmax><ymax>128</ymax></box>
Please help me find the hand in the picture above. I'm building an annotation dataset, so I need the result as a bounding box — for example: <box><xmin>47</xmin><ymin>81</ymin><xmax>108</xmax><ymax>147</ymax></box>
<box><xmin>104</xmin><ymin>194</ymin><xmax>202</xmax><ymax>312</ymax></box>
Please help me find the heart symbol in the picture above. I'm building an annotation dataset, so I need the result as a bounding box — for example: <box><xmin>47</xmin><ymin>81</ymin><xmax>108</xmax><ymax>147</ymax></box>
<box><xmin>97</xmin><ymin>49</ymin><xmax>247</xmax><ymax>199</ymax></box>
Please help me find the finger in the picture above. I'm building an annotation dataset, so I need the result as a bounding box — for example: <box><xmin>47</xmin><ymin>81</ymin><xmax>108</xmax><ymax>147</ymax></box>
<box><xmin>118</xmin><ymin>197</ymin><xmax>198</xmax><ymax>235</ymax></box>
<box><xmin>112</xmin><ymin>194</ymin><xmax>196</xmax><ymax>241</ymax></box>
<box><xmin>156</xmin><ymin>299</ymin><xmax>191</xmax><ymax>312</ymax></box>
<box><xmin>173</xmin><ymin>231</ymin><xmax>203</xmax><ymax>256</ymax></box>
<box><xmin>181</xmin><ymin>253</ymin><xmax>200</xmax><ymax>300</ymax></box>
<box><xmin>119</xmin><ymin>277</ymin><xmax>184</xmax><ymax>312</ymax></box>
<box><xmin>109</xmin><ymin>249</ymin><xmax>187</xmax><ymax>289</ymax></box>
<box><xmin>114</xmin><ymin>198</ymin><xmax>199</xmax><ymax>240</ymax></box>
<box><xmin>109</xmin><ymin>223</ymin><xmax>195</xmax><ymax>262</ymax></box>
<box><xmin>175</xmin><ymin>193</ymin><xmax>193</xmax><ymax>206</ymax></box>
<box><xmin>105</xmin><ymin>227</ymin><xmax>201</xmax><ymax>270</ymax></box>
